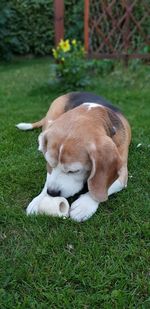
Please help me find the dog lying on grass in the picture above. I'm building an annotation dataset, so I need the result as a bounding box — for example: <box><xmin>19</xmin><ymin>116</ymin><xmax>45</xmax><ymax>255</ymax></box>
<box><xmin>16</xmin><ymin>92</ymin><xmax>131</xmax><ymax>222</ymax></box>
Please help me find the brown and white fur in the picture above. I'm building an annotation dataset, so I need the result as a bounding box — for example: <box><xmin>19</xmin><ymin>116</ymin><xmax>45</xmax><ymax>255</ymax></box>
<box><xmin>16</xmin><ymin>92</ymin><xmax>131</xmax><ymax>222</ymax></box>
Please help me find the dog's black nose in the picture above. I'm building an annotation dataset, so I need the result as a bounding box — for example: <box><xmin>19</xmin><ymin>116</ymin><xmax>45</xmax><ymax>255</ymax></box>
<box><xmin>47</xmin><ymin>188</ymin><xmax>61</xmax><ymax>197</ymax></box>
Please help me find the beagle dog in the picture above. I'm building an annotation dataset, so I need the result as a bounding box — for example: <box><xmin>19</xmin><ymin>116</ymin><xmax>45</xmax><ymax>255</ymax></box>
<box><xmin>17</xmin><ymin>92</ymin><xmax>131</xmax><ymax>222</ymax></box>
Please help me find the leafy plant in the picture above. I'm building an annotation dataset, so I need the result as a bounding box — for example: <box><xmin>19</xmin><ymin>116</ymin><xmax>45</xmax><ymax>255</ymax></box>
<box><xmin>0</xmin><ymin>1</ymin><xmax>19</xmax><ymax>60</ymax></box>
<box><xmin>52</xmin><ymin>39</ymin><xmax>89</xmax><ymax>89</ymax></box>
<box><xmin>0</xmin><ymin>0</ymin><xmax>83</xmax><ymax>61</ymax></box>
<box><xmin>86</xmin><ymin>59</ymin><xmax>114</xmax><ymax>75</ymax></box>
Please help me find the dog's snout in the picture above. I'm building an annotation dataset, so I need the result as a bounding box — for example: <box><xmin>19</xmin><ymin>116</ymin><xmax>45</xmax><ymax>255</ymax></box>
<box><xmin>47</xmin><ymin>188</ymin><xmax>61</xmax><ymax>197</ymax></box>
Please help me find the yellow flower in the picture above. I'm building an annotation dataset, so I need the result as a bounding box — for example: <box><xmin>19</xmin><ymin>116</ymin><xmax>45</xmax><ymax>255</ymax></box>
<box><xmin>59</xmin><ymin>39</ymin><xmax>64</xmax><ymax>49</ymax></box>
<box><xmin>52</xmin><ymin>48</ymin><xmax>58</xmax><ymax>59</ymax></box>
<box><xmin>72</xmin><ymin>39</ymin><xmax>77</xmax><ymax>46</ymax></box>
<box><xmin>59</xmin><ymin>39</ymin><xmax>70</xmax><ymax>52</ymax></box>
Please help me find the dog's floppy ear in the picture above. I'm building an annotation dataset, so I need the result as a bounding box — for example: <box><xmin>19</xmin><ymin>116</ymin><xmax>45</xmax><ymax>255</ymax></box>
<box><xmin>38</xmin><ymin>131</ymin><xmax>48</xmax><ymax>153</ymax></box>
<box><xmin>87</xmin><ymin>137</ymin><xmax>122</xmax><ymax>202</ymax></box>
<box><xmin>38</xmin><ymin>121</ymin><xmax>54</xmax><ymax>153</ymax></box>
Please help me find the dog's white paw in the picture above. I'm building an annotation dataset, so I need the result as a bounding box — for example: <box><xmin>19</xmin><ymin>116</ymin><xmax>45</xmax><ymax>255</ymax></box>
<box><xmin>70</xmin><ymin>193</ymin><xmax>99</xmax><ymax>222</ymax></box>
<box><xmin>26</xmin><ymin>186</ymin><xmax>47</xmax><ymax>215</ymax></box>
<box><xmin>26</xmin><ymin>198</ymin><xmax>39</xmax><ymax>215</ymax></box>
<box><xmin>26</xmin><ymin>199</ymin><xmax>39</xmax><ymax>215</ymax></box>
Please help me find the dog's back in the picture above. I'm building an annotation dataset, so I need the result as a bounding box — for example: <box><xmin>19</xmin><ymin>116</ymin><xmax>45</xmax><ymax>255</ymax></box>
<box><xmin>64</xmin><ymin>92</ymin><xmax>121</xmax><ymax>113</ymax></box>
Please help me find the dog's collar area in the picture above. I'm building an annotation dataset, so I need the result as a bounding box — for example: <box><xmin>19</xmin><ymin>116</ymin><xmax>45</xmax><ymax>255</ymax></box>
<box><xmin>67</xmin><ymin>182</ymin><xmax>88</xmax><ymax>204</ymax></box>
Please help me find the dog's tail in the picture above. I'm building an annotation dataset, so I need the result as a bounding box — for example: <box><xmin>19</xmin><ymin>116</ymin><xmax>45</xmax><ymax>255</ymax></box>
<box><xmin>16</xmin><ymin>118</ymin><xmax>45</xmax><ymax>131</ymax></box>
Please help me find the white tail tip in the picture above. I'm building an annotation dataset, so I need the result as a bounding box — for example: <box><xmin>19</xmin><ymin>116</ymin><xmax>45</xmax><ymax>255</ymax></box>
<box><xmin>16</xmin><ymin>123</ymin><xmax>33</xmax><ymax>131</ymax></box>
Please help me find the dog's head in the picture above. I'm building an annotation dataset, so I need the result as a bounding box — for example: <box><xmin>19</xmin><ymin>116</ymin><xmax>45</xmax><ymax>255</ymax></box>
<box><xmin>38</xmin><ymin>108</ymin><xmax>122</xmax><ymax>201</ymax></box>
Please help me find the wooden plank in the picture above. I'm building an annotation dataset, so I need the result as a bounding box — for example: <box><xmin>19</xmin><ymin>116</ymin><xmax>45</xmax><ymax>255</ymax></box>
<box><xmin>84</xmin><ymin>0</ymin><xmax>89</xmax><ymax>52</ymax></box>
<box><xmin>54</xmin><ymin>0</ymin><xmax>64</xmax><ymax>46</ymax></box>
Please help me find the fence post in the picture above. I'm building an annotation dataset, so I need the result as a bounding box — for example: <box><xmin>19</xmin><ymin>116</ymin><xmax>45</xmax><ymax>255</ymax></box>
<box><xmin>84</xmin><ymin>0</ymin><xmax>89</xmax><ymax>54</ymax></box>
<box><xmin>123</xmin><ymin>0</ymin><xmax>130</xmax><ymax>66</ymax></box>
<box><xmin>54</xmin><ymin>0</ymin><xmax>64</xmax><ymax>47</ymax></box>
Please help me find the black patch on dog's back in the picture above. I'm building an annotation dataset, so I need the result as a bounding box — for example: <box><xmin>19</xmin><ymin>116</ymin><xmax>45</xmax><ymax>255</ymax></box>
<box><xmin>65</xmin><ymin>92</ymin><xmax>121</xmax><ymax>113</ymax></box>
<box><xmin>65</xmin><ymin>92</ymin><xmax>125</xmax><ymax>139</ymax></box>
<box><xmin>105</xmin><ymin>108</ymin><xmax>125</xmax><ymax>137</ymax></box>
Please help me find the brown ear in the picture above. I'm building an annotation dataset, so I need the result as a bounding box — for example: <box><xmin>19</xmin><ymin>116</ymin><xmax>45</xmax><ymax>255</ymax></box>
<box><xmin>38</xmin><ymin>120</ymin><xmax>54</xmax><ymax>153</ymax></box>
<box><xmin>38</xmin><ymin>131</ymin><xmax>48</xmax><ymax>153</ymax></box>
<box><xmin>39</xmin><ymin>134</ymin><xmax>52</xmax><ymax>174</ymax></box>
<box><xmin>87</xmin><ymin>137</ymin><xmax>122</xmax><ymax>202</ymax></box>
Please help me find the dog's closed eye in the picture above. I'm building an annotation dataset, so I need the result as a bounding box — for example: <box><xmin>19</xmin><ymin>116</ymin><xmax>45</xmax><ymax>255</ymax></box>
<box><xmin>68</xmin><ymin>170</ymin><xmax>80</xmax><ymax>174</ymax></box>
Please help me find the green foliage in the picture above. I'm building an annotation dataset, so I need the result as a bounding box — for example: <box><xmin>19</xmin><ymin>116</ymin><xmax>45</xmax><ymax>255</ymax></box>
<box><xmin>6</xmin><ymin>0</ymin><xmax>54</xmax><ymax>56</ymax></box>
<box><xmin>52</xmin><ymin>39</ymin><xmax>88</xmax><ymax>89</ymax></box>
<box><xmin>0</xmin><ymin>1</ymin><xmax>18</xmax><ymax>60</ymax></box>
<box><xmin>52</xmin><ymin>42</ymin><xmax>115</xmax><ymax>89</ymax></box>
<box><xmin>64</xmin><ymin>0</ymin><xmax>84</xmax><ymax>41</ymax></box>
<box><xmin>0</xmin><ymin>0</ymin><xmax>83</xmax><ymax>60</ymax></box>
<box><xmin>86</xmin><ymin>59</ymin><xmax>115</xmax><ymax>75</ymax></box>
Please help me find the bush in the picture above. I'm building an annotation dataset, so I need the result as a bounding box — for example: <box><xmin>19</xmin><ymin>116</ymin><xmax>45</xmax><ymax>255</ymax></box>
<box><xmin>51</xmin><ymin>40</ymin><xmax>116</xmax><ymax>89</ymax></box>
<box><xmin>52</xmin><ymin>39</ymin><xmax>88</xmax><ymax>89</ymax></box>
<box><xmin>65</xmin><ymin>0</ymin><xmax>84</xmax><ymax>42</ymax></box>
<box><xmin>0</xmin><ymin>1</ymin><xmax>18</xmax><ymax>60</ymax></box>
<box><xmin>0</xmin><ymin>0</ymin><xmax>83</xmax><ymax>60</ymax></box>
<box><xmin>6</xmin><ymin>0</ymin><xmax>54</xmax><ymax>56</ymax></box>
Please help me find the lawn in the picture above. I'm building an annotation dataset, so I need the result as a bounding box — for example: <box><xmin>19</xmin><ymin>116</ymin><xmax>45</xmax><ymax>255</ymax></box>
<box><xmin>0</xmin><ymin>58</ymin><xmax>149</xmax><ymax>308</ymax></box>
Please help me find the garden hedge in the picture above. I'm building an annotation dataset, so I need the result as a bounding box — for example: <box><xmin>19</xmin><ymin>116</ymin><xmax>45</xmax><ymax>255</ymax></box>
<box><xmin>0</xmin><ymin>0</ymin><xmax>84</xmax><ymax>60</ymax></box>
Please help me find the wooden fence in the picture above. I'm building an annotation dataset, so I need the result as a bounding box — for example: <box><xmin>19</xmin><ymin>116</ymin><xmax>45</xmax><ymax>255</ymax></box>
<box><xmin>54</xmin><ymin>0</ymin><xmax>150</xmax><ymax>61</ymax></box>
<box><xmin>84</xmin><ymin>0</ymin><xmax>150</xmax><ymax>61</ymax></box>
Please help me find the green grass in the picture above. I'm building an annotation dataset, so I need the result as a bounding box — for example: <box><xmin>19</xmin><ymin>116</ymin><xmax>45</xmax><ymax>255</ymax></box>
<box><xmin>0</xmin><ymin>58</ymin><xmax>150</xmax><ymax>308</ymax></box>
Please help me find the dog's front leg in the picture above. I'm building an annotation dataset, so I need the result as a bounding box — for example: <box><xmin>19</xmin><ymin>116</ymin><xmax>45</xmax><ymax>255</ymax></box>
<box><xmin>70</xmin><ymin>193</ymin><xmax>99</xmax><ymax>222</ymax></box>
<box><xmin>108</xmin><ymin>166</ymin><xmax>128</xmax><ymax>197</ymax></box>
<box><xmin>26</xmin><ymin>174</ymin><xmax>49</xmax><ymax>215</ymax></box>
